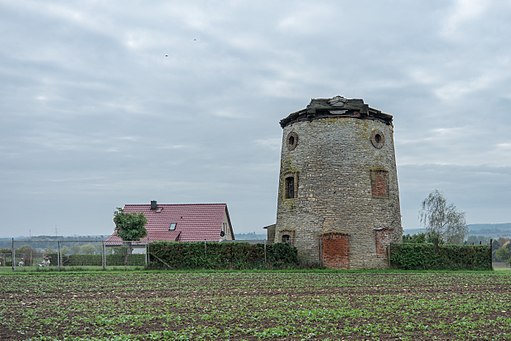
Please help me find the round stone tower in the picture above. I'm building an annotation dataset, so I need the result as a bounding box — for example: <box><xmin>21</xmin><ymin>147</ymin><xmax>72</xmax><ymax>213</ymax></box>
<box><xmin>274</xmin><ymin>96</ymin><xmax>402</xmax><ymax>269</ymax></box>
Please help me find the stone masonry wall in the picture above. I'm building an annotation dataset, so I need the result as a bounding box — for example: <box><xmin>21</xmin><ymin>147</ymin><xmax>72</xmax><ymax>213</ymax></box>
<box><xmin>274</xmin><ymin>117</ymin><xmax>402</xmax><ymax>269</ymax></box>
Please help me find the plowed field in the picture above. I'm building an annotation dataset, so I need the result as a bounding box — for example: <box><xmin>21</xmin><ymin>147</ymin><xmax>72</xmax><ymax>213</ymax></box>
<box><xmin>1</xmin><ymin>271</ymin><xmax>510</xmax><ymax>340</ymax></box>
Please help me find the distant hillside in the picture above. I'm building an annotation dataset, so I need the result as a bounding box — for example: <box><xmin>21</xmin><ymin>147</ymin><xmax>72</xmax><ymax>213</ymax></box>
<box><xmin>0</xmin><ymin>235</ymin><xmax>107</xmax><ymax>249</ymax></box>
<box><xmin>3</xmin><ymin>224</ymin><xmax>509</xmax><ymax>247</ymax></box>
<box><xmin>405</xmin><ymin>223</ymin><xmax>511</xmax><ymax>237</ymax></box>
<box><xmin>403</xmin><ymin>228</ymin><xmax>427</xmax><ymax>235</ymax></box>
<box><xmin>1</xmin><ymin>233</ymin><xmax>268</xmax><ymax>248</ymax></box>
<box><xmin>235</xmin><ymin>232</ymin><xmax>266</xmax><ymax>240</ymax></box>
<box><xmin>467</xmin><ymin>223</ymin><xmax>511</xmax><ymax>237</ymax></box>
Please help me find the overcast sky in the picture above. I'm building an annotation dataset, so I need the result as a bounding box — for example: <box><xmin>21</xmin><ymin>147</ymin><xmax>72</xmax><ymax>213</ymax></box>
<box><xmin>1</xmin><ymin>0</ymin><xmax>510</xmax><ymax>237</ymax></box>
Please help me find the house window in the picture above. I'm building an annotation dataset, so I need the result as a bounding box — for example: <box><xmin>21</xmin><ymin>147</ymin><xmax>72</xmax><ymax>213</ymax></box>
<box><xmin>282</xmin><ymin>234</ymin><xmax>291</xmax><ymax>244</ymax></box>
<box><xmin>285</xmin><ymin>175</ymin><xmax>297</xmax><ymax>199</ymax></box>
<box><xmin>169</xmin><ymin>223</ymin><xmax>177</xmax><ymax>231</ymax></box>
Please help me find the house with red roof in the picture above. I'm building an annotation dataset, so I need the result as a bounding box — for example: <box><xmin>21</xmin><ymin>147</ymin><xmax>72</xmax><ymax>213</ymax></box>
<box><xmin>106</xmin><ymin>201</ymin><xmax>235</xmax><ymax>245</ymax></box>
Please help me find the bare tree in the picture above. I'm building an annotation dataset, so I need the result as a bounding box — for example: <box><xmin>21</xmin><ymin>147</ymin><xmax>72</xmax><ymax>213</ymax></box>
<box><xmin>419</xmin><ymin>190</ymin><xmax>468</xmax><ymax>244</ymax></box>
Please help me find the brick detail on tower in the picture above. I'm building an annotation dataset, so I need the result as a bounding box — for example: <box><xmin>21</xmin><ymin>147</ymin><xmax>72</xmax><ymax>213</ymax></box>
<box><xmin>374</xmin><ymin>228</ymin><xmax>393</xmax><ymax>257</ymax></box>
<box><xmin>370</xmin><ymin>169</ymin><xmax>389</xmax><ymax>198</ymax></box>
<box><xmin>321</xmin><ymin>233</ymin><xmax>350</xmax><ymax>269</ymax></box>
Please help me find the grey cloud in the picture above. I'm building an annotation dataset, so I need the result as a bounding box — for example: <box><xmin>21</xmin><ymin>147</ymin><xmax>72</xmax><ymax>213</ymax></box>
<box><xmin>399</xmin><ymin>164</ymin><xmax>511</xmax><ymax>228</ymax></box>
<box><xmin>1</xmin><ymin>1</ymin><xmax>510</xmax><ymax>236</ymax></box>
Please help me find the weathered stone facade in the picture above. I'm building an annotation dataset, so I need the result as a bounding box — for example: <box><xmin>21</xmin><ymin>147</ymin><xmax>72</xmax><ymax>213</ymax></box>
<box><xmin>274</xmin><ymin>96</ymin><xmax>402</xmax><ymax>269</ymax></box>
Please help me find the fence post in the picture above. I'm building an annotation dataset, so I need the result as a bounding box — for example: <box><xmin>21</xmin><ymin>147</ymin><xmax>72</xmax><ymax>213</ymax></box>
<box><xmin>490</xmin><ymin>239</ymin><xmax>493</xmax><ymax>270</ymax></box>
<box><xmin>264</xmin><ymin>240</ymin><xmax>267</xmax><ymax>265</ymax></box>
<box><xmin>11</xmin><ymin>238</ymin><xmax>15</xmax><ymax>272</ymax></box>
<box><xmin>387</xmin><ymin>244</ymin><xmax>391</xmax><ymax>268</ymax></box>
<box><xmin>319</xmin><ymin>238</ymin><xmax>323</xmax><ymax>268</ymax></box>
<box><xmin>145</xmin><ymin>243</ymin><xmax>149</xmax><ymax>268</ymax></box>
<box><xmin>102</xmin><ymin>241</ymin><xmax>106</xmax><ymax>270</ymax></box>
<box><xmin>57</xmin><ymin>241</ymin><xmax>62</xmax><ymax>270</ymax></box>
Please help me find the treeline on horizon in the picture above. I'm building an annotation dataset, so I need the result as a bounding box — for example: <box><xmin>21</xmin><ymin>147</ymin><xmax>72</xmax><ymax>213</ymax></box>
<box><xmin>406</xmin><ymin>223</ymin><xmax>511</xmax><ymax>238</ymax></box>
<box><xmin>0</xmin><ymin>233</ymin><xmax>267</xmax><ymax>249</ymax></box>
<box><xmin>1</xmin><ymin>223</ymin><xmax>510</xmax><ymax>249</ymax></box>
<box><xmin>0</xmin><ymin>235</ymin><xmax>107</xmax><ymax>249</ymax></box>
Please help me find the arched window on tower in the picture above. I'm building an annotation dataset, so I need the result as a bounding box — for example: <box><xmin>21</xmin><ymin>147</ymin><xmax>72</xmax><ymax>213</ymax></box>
<box><xmin>280</xmin><ymin>230</ymin><xmax>295</xmax><ymax>245</ymax></box>
<box><xmin>282</xmin><ymin>234</ymin><xmax>291</xmax><ymax>244</ymax></box>
<box><xmin>285</xmin><ymin>176</ymin><xmax>295</xmax><ymax>199</ymax></box>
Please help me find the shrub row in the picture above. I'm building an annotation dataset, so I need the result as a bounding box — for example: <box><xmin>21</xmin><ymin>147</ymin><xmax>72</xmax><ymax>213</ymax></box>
<box><xmin>390</xmin><ymin>243</ymin><xmax>492</xmax><ymax>270</ymax></box>
<box><xmin>148</xmin><ymin>242</ymin><xmax>298</xmax><ymax>269</ymax></box>
<box><xmin>47</xmin><ymin>253</ymin><xmax>146</xmax><ymax>266</ymax></box>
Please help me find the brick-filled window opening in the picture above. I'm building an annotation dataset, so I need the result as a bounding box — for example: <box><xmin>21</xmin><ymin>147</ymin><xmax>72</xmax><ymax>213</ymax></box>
<box><xmin>370</xmin><ymin>169</ymin><xmax>389</xmax><ymax>198</ymax></box>
<box><xmin>374</xmin><ymin>228</ymin><xmax>392</xmax><ymax>257</ymax></box>
<box><xmin>321</xmin><ymin>233</ymin><xmax>350</xmax><ymax>269</ymax></box>
<box><xmin>285</xmin><ymin>176</ymin><xmax>295</xmax><ymax>199</ymax></box>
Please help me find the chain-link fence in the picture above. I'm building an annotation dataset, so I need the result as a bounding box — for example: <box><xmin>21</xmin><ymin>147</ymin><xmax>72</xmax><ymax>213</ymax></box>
<box><xmin>2</xmin><ymin>238</ymin><xmax>147</xmax><ymax>271</ymax></box>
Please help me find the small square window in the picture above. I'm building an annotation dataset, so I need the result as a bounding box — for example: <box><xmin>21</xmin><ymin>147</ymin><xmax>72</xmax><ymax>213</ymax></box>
<box><xmin>169</xmin><ymin>223</ymin><xmax>177</xmax><ymax>231</ymax></box>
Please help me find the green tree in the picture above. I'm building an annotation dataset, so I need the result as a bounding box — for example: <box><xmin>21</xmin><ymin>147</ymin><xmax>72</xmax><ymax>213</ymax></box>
<box><xmin>113</xmin><ymin>208</ymin><xmax>147</xmax><ymax>263</ymax></box>
<box><xmin>419</xmin><ymin>190</ymin><xmax>468</xmax><ymax>244</ymax></box>
<box><xmin>495</xmin><ymin>246</ymin><xmax>511</xmax><ymax>262</ymax></box>
<box><xmin>0</xmin><ymin>248</ymin><xmax>11</xmax><ymax>266</ymax></box>
<box><xmin>60</xmin><ymin>246</ymin><xmax>70</xmax><ymax>256</ymax></box>
<box><xmin>491</xmin><ymin>239</ymin><xmax>501</xmax><ymax>261</ymax></box>
<box><xmin>16</xmin><ymin>245</ymin><xmax>35</xmax><ymax>266</ymax></box>
<box><xmin>70</xmin><ymin>243</ymin><xmax>81</xmax><ymax>255</ymax></box>
<box><xmin>79</xmin><ymin>244</ymin><xmax>97</xmax><ymax>255</ymax></box>
<box><xmin>402</xmin><ymin>233</ymin><xmax>427</xmax><ymax>243</ymax></box>
<box><xmin>43</xmin><ymin>247</ymin><xmax>55</xmax><ymax>255</ymax></box>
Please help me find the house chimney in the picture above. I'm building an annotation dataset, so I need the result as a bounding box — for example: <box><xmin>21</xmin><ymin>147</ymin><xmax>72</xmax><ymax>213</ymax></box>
<box><xmin>150</xmin><ymin>200</ymin><xmax>157</xmax><ymax>210</ymax></box>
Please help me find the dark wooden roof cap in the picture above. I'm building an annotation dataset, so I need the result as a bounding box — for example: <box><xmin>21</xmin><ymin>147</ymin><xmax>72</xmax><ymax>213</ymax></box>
<box><xmin>280</xmin><ymin>96</ymin><xmax>393</xmax><ymax>128</ymax></box>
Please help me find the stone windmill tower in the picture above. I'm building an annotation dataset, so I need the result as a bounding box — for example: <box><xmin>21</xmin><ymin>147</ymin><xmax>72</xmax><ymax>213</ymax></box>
<box><xmin>274</xmin><ymin>96</ymin><xmax>402</xmax><ymax>269</ymax></box>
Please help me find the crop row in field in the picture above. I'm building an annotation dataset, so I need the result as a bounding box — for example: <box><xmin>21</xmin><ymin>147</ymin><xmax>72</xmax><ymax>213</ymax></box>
<box><xmin>1</xmin><ymin>271</ymin><xmax>511</xmax><ymax>340</ymax></box>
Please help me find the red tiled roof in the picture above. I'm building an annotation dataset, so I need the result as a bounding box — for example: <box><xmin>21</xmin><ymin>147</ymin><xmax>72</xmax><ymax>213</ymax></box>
<box><xmin>106</xmin><ymin>203</ymin><xmax>232</xmax><ymax>244</ymax></box>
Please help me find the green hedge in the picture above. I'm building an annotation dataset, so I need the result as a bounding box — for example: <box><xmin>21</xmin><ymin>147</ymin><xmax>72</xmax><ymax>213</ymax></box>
<box><xmin>390</xmin><ymin>243</ymin><xmax>492</xmax><ymax>270</ymax></box>
<box><xmin>147</xmin><ymin>242</ymin><xmax>298</xmax><ymax>269</ymax></box>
